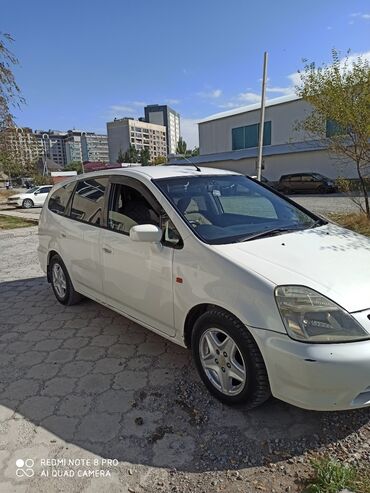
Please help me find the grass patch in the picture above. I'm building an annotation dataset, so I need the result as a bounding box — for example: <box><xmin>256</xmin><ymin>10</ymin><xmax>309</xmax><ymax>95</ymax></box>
<box><xmin>0</xmin><ymin>189</ymin><xmax>17</xmax><ymax>201</ymax></box>
<box><xmin>327</xmin><ymin>213</ymin><xmax>370</xmax><ymax>237</ymax></box>
<box><xmin>0</xmin><ymin>214</ymin><xmax>37</xmax><ymax>230</ymax></box>
<box><xmin>305</xmin><ymin>458</ymin><xmax>370</xmax><ymax>493</ymax></box>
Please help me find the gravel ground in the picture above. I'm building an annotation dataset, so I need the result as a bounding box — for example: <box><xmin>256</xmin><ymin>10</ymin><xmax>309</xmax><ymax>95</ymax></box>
<box><xmin>288</xmin><ymin>193</ymin><xmax>365</xmax><ymax>215</ymax></box>
<box><xmin>0</xmin><ymin>227</ymin><xmax>369</xmax><ymax>493</ymax></box>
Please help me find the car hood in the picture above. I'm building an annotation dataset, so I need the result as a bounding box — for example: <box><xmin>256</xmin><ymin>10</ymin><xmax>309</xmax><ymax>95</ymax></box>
<box><xmin>212</xmin><ymin>223</ymin><xmax>370</xmax><ymax>313</ymax></box>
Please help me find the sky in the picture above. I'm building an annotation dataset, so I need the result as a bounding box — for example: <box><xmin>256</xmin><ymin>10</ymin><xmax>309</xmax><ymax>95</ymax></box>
<box><xmin>2</xmin><ymin>0</ymin><xmax>370</xmax><ymax>148</ymax></box>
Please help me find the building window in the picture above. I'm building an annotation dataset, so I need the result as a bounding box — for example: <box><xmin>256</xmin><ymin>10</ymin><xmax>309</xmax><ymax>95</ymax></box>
<box><xmin>232</xmin><ymin>121</ymin><xmax>271</xmax><ymax>150</ymax></box>
<box><xmin>326</xmin><ymin>119</ymin><xmax>346</xmax><ymax>137</ymax></box>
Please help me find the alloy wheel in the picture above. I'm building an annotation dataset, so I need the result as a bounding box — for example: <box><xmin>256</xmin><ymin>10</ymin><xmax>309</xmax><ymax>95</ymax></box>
<box><xmin>52</xmin><ymin>263</ymin><xmax>67</xmax><ymax>299</ymax></box>
<box><xmin>199</xmin><ymin>328</ymin><xmax>247</xmax><ymax>396</ymax></box>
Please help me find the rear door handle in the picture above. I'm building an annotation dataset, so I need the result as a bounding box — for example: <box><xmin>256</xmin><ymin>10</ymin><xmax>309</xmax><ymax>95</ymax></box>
<box><xmin>102</xmin><ymin>247</ymin><xmax>112</xmax><ymax>254</ymax></box>
<box><xmin>61</xmin><ymin>232</ymin><xmax>66</xmax><ymax>238</ymax></box>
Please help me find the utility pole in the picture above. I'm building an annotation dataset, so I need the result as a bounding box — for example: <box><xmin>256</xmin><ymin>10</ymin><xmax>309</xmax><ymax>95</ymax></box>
<box><xmin>256</xmin><ymin>51</ymin><xmax>268</xmax><ymax>181</ymax></box>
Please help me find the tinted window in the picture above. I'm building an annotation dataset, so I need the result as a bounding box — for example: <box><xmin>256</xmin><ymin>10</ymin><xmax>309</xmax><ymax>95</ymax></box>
<box><xmin>154</xmin><ymin>175</ymin><xmax>318</xmax><ymax>245</ymax></box>
<box><xmin>48</xmin><ymin>182</ymin><xmax>76</xmax><ymax>215</ymax></box>
<box><xmin>108</xmin><ymin>183</ymin><xmax>159</xmax><ymax>235</ymax></box>
<box><xmin>232</xmin><ymin>121</ymin><xmax>271</xmax><ymax>150</ymax></box>
<box><xmin>39</xmin><ymin>186</ymin><xmax>52</xmax><ymax>194</ymax></box>
<box><xmin>70</xmin><ymin>177</ymin><xmax>108</xmax><ymax>225</ymax></box>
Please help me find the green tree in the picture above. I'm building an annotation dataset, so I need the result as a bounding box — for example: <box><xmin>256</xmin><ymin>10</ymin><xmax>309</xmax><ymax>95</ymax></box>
<box><xmin>191</xmin><ymin>146</ymin><xmax>200</xmax><ymax>156</ymax></box>
<box><xmin>153</xmin><ymin>155</ymin><xmax>167</xmax><ymax>165</ymax></box>
<box><xmin>117</xmin><ymin>149</ymin><xmax>125</xmax><ymax>163</ymax></box>
<box><xmin>0</xmin><ymin>32</ymin><xmax>24</xmax><ymax>127</ymax></box>
<box><xmin>140</xmin><ymin>148</ymin><xmax>150</xmax><ymax>166</ymax></box>
<box><xmin>64</xmin><ymin>161</ymin><xmax>83</xmax><ymax>174</ymax></box>
<box><xmin>124</xmin><ymin>145</ymin><xmax>139</xmax><ymax>163</ymax></box>
<box><xmin>176</xmin><ymin>137</ymin><xmax>187</xmax><ymax>155</ymax></box>
<box><xmin>0</xmin><ymin>33</ymin><xmax>25</xmax><ymax>180</ymax></box>
<box><xmin>296</xmin><ymin>49</ymin><xmax>370</xmax><ymax>217</ymax></box>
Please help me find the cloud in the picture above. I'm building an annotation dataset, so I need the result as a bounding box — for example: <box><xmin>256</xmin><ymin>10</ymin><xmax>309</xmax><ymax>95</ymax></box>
<box><xmin>108</xmin><ymin>105</ymin><xmax>136</xmax><ymax>116</ymax></box>
<box><xmin>197</xmin><ymin>89</ymin><xmax>222</xmax><ymax>98</ymax></box>
<box><xmin>165</xmin><ymin>98</ymin><xmax>181</xmax><ymax>105</ymax></box>
<box><xmin>350</xmin><ymin>12</ymin><xmax>370</xmax><ymax>19</ymax></box>
<box><xmin>132</xmin><ymin>101</ymin><xmax>147</xmax><ymax>107</ymax></box>
<box><xmin>217</xmin><ymin>102</ymin><xmax>242</xmax><ymax>109</ymax></box>
<box><xmin>180</xmin><ymin>118</ymin><xmax>199</xmax><ymax>148</ymax></box>
<box><xmin>237</xmin><ymin>91</ymin><xmax>261</xmax><ymax>103</ymax></box>
<box><xmin>266</xmin><ymin>86</ymin><xmax>295</xmax><ymax>95</ymax></box>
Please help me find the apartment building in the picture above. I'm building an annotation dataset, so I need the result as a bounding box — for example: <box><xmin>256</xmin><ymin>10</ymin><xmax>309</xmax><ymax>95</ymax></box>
<box><xmin>0</xmin><ymin>127</ymin><xmax>40</xmax><ymax>168</ymax></box>
<box><xmin>81</xmin><ymin>133</ymin><xmax>109</xmax><ymax>163</ymax></box>
<box><xmin>144</xmin><ymin>104</ymin><xmax>180</xmax><ymax>155</ymax></box>
<box><xmin>107</xmin><ymin>118</ymin><xmax>167</xmax><ymax>163</ymax></box>
<box><xmin>34</xmin><ymin>130</ymin><xmax>66</xmax><ymax>167</ymax></box>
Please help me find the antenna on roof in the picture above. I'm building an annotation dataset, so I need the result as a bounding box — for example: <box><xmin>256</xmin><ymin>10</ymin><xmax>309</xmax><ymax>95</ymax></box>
<box><xmin>178</xmin><ymin>154</ymin><xmax>201</xmax><ymax>172</ymax></box>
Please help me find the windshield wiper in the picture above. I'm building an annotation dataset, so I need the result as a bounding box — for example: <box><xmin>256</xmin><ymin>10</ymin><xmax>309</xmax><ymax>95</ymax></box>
<box><xmin>236</xmin><ymin>226</ymin><xmax>304</xmax><ymax>243</ymax></box>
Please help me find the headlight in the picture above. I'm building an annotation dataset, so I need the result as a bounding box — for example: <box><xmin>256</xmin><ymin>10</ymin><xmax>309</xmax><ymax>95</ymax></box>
<box><xmin>275</xmin><ymin>285</ymin><xmax>369</xmax><ymax>343</ymax></box>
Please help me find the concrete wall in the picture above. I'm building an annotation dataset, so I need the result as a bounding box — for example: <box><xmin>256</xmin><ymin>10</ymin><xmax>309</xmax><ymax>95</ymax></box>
<box><xmin>199</xmin><ymin>99</ymin><xmax>315</xmax><ymax>155</ymax></box>
<box><xmin>107</xmin><ymin>121</ymin><xmax>130</xmax><ymax>163</ymax></box>
<box><xmin>199</xmin><ymin>149</ymin><xmax>356</xmax><ymax>180</ymax></box>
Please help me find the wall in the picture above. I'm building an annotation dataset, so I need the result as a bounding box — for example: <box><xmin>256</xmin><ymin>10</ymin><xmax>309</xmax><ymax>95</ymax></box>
<box><xmin>199</xmin><ymin>99</ymin><xmax>315</xmax><ymax>155</ymax></box>
<box><xmin>198</xmin><ymin>149</ymin><xmax>357</xmax><ymax>180</ymax></box>
<box><xmin>107</xmin><ymin>121</ymin><xmax>130</xmax><ymax>163</ymax></box>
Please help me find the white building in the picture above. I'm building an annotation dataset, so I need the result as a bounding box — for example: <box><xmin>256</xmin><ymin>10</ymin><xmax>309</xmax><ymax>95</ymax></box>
<box><xmin>81</xmin><ymin>133</ymin><xmax>109</xmax><ymax>163</ymax></box>
<box><xmin>172</xmin><ymin>95</ymin><xmax>355</xmax><ymax>180</ymax></box>
<box><xmin>107</xmin><ymin>118</ymin><xmax>167</xmax><ymax>163</ymax></box>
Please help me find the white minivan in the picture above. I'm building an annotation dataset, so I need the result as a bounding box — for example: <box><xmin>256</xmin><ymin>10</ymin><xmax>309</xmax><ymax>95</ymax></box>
<box><xmin>38</xmin><ymin>166</ymin><xmax>370</xmax><ymax>411</ymax></box>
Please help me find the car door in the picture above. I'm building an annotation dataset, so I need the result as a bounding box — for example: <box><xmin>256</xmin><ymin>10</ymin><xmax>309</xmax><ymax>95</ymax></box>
<box><xmin>67</xmin><ymin>176</ymin><xmax>109</xmax><ymax>298</ymax></box>
<box><xmin>100</xmin><ymin>176</ymin><xmax>177</xmax><ymax>337</ymax></box>
<box><xmin>33</xmin><ymin>186</ymin><xmax>51</xmax><ymax>206</ymax></box>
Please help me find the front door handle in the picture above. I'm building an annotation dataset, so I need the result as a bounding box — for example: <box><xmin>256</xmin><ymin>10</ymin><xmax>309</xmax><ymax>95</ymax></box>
<box><xmin>61</xmin><ymin>232</ymin><xmax>66</xmax><ymax>238</ymax></box>
<box><xmin>102</xmin><ymin>247</ymin><xmax>112</xmax><ymax>254</ymax></box>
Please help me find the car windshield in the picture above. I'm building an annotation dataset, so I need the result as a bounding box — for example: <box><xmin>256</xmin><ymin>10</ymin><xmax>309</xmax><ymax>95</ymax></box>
<box><xmin>26</xmin><ymin>187</ymin><xmax>38</xmax><ymax>194</ymax></box>
<box><xmin>154</xmin><ymin>174</ymin><xmax>322</xmax><ymax>245</ymax></box>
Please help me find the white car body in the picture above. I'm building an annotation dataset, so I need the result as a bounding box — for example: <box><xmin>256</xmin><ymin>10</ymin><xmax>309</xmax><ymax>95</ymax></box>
<box><xmin>7</xmin><ymin>185</ymin><xmax>53</xmax><ymax>208</ymax></box>
<box><xmin>38</xmin><ymin>166</ymin><xmax>370</xmax><ymax>411</ymax></box>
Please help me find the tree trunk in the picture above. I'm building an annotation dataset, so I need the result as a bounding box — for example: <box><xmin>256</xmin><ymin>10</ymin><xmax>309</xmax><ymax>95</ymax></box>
<box><xmin>356</xmin><ymin>161</ymin><xmax>370</xmax><ymax>218</ymax></box>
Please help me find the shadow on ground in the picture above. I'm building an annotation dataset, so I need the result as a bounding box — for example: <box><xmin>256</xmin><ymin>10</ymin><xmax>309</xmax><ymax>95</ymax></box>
<box><xmin>1</xmin><ymin>276</ymin><xmax>369</xmax><ymax>473</ymax></box>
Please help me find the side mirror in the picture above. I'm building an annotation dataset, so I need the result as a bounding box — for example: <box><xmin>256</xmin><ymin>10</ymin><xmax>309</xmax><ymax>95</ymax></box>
<box><xmin>129</xmin><ymin>224</ymin><xmax>162</xmax><ymax>243</ymax></box>
<box><xmin>34</xmin><ymin>192</ymin><xmax>38</xmax><ymax>195</ymax></box>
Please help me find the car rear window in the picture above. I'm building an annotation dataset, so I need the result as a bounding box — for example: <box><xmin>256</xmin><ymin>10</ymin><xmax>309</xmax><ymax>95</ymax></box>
<box><xmin>48</xmin><ymin>182</ymin><xmax>76</xmax><ymax>215</ymax></box>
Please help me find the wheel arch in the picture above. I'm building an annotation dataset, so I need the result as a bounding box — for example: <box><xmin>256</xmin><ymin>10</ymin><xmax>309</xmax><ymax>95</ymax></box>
<box><xmin>183</xmin><ymin>303</ymin><xmax>247</xmax><ymax>348</ymax></box>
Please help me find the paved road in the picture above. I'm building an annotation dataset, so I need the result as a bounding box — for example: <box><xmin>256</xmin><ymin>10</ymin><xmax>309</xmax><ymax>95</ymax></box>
<box><xmin>1</xmin><ymin>228</ymin><xmax>369</xmax><ymax>492</ymax></box>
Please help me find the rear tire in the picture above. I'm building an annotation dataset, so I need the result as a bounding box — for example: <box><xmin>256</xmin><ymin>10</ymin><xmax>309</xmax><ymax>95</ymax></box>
<box><xmin>22</xmin><ymin>198</ymin><xmax>34</xmax><ymax>209</ymax></box>
<box><xmin>191</xmin><ymin>308</ymin><xmax>271</xmax><ymax>409</ymax></box>
<box><xmin>49</xmin><ymin>254</ymin><xmax>82</xmax><ymax>306</ymax></box>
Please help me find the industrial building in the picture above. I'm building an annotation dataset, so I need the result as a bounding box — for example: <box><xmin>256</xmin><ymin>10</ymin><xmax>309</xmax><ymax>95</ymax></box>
<box><xmin>171</xmin><ymin>95</ymin><xmax>355</xmax><ymax>180</ymax></box>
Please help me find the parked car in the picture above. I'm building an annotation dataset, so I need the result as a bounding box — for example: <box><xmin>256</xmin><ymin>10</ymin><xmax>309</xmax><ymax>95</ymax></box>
<box><xmin>249</xmin><ymin>174</ymin><xmax>276</xmax><ymax>188</ymax></box>
<box><xmin>277</xmin><ymin>173</ymin><xmax>338</xmax><ymax>194</ymax></box>
<box><xmin>38</xmin><ymin>167</ymin><xmax>370</xmax><ymax>411</ymax></box>
<box><xmin>7</xmin><ymin>185</ymin><xmax>53</xmax><ymax>209</ymax></box>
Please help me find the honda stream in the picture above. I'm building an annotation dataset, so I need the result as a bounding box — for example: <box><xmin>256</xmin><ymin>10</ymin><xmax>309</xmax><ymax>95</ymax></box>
<box><xmin>38</xmin><ymin>166</ymin><xmax>370</xmax><ymax>411</ymax></box>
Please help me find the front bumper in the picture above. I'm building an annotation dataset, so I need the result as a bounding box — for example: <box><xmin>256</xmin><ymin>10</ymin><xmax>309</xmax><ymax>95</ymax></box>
<box><xmin>249</xmin><ymin>325</ymin><xmax>370</xmax><ymax>411</ymax></box>
<box><xmin>7</xmin><ymin>199</ymin><xmax>22</xmax><ymax>207</ymax></box>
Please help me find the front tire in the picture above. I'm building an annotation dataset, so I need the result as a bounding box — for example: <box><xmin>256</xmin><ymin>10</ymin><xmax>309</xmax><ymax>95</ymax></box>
<box><xmin>22</xmin><ymin>198</ymin><xmax>34</xmax><ymax>209</ymax></box>
<box><xmin>192</xmin><ymin>309</ymin><xmax>271</xmax><ymax>408</ymax></box>
<box><xmin>50</xmin><ymin>254</ymin><xmax>82</xmax><ymax>306</ymax></box>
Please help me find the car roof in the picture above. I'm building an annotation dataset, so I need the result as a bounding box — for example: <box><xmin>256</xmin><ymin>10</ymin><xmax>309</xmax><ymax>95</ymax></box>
<box><xmin>280</xmin><ymin>172</ymin><xmax>315</xmax><ymax>178</ymax></box>
<box><xmin>64</xmin><ymin>165</ymin><xmax>239</xmax><ymax>182</ymax></box>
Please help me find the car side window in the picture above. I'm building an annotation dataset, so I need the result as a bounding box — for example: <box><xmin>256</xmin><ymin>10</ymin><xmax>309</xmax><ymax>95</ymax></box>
<box><xmin>108</xmin><ymin>183</ymin><xmax>160</xmax><ymax>235</ymax></box>
<box><xmin>70</xmin><ymin>177</ymin><xmax>108</xmax><ymax>225</ymax></box>
<box><xmin>39</xmin><ymin>186</ymin><xmax>52</xmax><ymax>194</ymax></box>
<box><xmin>48</xmin><ymin>182</ymin><xmax>76</xmax><ymax>215</ymax></box>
